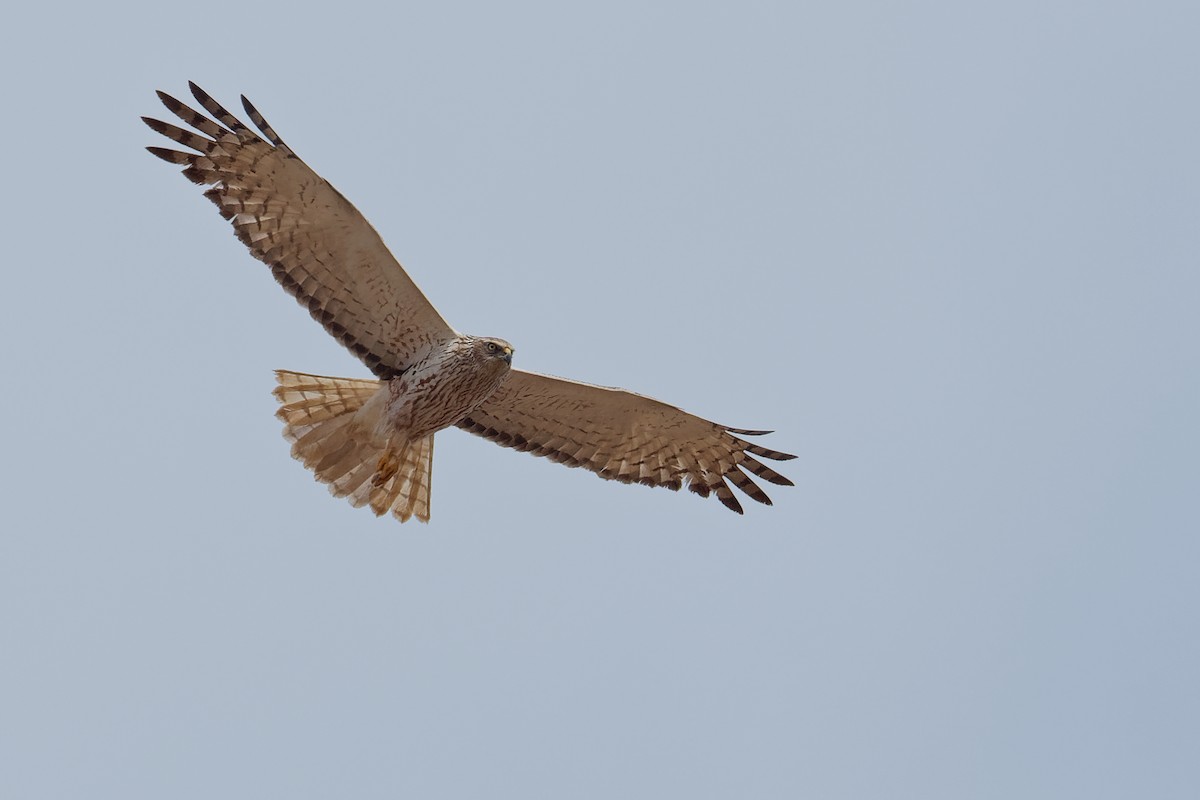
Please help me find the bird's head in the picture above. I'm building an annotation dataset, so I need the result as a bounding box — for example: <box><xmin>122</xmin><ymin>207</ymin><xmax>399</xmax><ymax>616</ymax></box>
<box><xmin>475</xmin><ymin>336</ymin><xmax>515</xmax><ymax>367</ymax></box>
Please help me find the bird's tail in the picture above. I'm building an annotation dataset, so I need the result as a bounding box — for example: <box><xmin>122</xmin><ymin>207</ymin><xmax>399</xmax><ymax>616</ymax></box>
<box><xmin>273</xmin><ymin>370</ymin><xmax>435</xmax><ymax>523</ymax></box>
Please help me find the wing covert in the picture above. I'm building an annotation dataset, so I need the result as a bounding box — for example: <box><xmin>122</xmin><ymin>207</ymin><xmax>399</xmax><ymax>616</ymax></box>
<box><xmin>144</xmin><ymin>82</ymin><xmax>457</xmax><ymax>378</ymax></box>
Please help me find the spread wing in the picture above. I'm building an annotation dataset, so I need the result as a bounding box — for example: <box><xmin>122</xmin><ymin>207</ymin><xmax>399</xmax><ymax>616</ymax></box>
<box><xmin>457</xmin><ymin>370</ymin><xmax>795</xmax><ymax>514</ymax></box>
<box><xmin>143</xmin><ymin>82</ymin><xmax>456</xmax><ymax>378</ymax></box>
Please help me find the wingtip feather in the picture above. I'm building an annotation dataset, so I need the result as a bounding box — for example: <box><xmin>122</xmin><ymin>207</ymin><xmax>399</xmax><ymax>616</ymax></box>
<box><xmin>716</xmin><ymin>488</ymin><xmax>745</xmax><ymax>515</ymax></box>
<box><xmin>145</xmin><ymin>145</ymin><xmax>191</xmax><ymax>164</ymax></box>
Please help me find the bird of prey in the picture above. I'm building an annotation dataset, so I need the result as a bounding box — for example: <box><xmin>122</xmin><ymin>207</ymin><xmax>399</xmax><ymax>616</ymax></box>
<box><xmin>143</xmin><ymin>83</ymin><xmax>794</xmax><ymax>522</ymax></box>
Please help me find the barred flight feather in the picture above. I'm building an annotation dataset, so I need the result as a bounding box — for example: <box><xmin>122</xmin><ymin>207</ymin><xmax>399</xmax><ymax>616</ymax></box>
<box><xmin>457</xmin><ymin>369</ymin><xmax>794</xmax><ymax>513</ymax></box>
<box><xmin>144</xmin><ymin>84</ymin><xmax>457</xmax><ymax>380</ymax></box>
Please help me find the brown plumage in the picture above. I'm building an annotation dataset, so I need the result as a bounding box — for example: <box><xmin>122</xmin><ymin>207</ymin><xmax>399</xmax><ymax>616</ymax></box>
<box><xmin>145</xmin><ymin>83</ymin><xmax>795</xmax><ymax>522</ymax></box>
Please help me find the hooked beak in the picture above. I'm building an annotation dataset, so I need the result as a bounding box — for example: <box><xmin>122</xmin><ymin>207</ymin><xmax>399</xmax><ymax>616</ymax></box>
<box><xmin>502</xmin><ymin>346</ymin><xmax>514</xmax><ymax>364</ymax></box>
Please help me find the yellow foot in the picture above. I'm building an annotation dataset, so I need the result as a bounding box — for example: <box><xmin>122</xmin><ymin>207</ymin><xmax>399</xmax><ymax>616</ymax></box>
<box><xmin>373</xmin><ymin>450</ymin><xmax>399</xmax><ymax>487</ymax></box>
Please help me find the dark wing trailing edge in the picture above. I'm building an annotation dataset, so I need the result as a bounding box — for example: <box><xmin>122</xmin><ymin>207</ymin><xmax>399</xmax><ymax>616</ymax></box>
<box><xmin>458</xmin><ymin>370</ymin><xmax>795</xmax><ymax>514</ymax></box>
<box><xmin>144</xmin><ymin>82</ymin><xmax>457</xmax><ymax>378</ymax></box>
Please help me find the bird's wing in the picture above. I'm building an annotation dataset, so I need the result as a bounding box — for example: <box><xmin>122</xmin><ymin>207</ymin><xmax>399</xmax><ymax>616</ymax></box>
<box><xmin>457</xmin><ymin>369</ymin><xmax>795</xmax><ymax>513</ymax></box>
<box><xmin>143</xmin><ymin>82</ymin><xmax>456</xmax><ymax>378</ymax></box>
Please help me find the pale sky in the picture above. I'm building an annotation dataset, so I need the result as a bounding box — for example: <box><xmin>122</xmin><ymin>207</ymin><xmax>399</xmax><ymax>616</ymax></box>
<box><xmin>2</xmin><ymin>1</ymin><xmax>1197</xmax><ymax>798</ymax></box>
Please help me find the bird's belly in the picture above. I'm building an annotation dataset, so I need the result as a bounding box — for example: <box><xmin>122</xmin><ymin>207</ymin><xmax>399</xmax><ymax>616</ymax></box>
<box><xmin>383</xmin><ymin>369</ymin><xmax>507</xmax><ymax>440</ymax></box>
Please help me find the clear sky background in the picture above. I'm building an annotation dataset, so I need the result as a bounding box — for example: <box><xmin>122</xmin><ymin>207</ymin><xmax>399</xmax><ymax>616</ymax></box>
<box><xmin>2</xmin><ymin>2</ymin><xmax>1197</xmax><ymax>798</ymax></box>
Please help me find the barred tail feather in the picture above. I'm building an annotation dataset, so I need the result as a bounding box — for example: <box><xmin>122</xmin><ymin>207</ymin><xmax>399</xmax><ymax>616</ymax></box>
<box><xmin>273</xmin><ymin>370</ymin><xmax>435</xmax><ymax>523</ymax></box>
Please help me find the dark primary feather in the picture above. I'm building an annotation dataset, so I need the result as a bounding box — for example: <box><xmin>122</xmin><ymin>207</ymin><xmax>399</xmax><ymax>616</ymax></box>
<box><xmin>240</xmin><ymin>94</ymin><xmax>292</xmax><ymax>153</ymax></box>
<box><xmin>186</xmin><ymin>81</ymin><xmax>255</xmax><ymax>136</ymax></box>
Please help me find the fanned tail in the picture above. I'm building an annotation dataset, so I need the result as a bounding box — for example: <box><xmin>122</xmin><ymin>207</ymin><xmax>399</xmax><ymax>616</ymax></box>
<box><xmin>273</xmin><ymin>370</ymin><xmax>435</xmax><ymax>523</ymax></box>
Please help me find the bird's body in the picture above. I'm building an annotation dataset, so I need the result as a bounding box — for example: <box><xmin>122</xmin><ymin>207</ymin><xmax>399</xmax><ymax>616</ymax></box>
<box><xmin>382</xmin><ymin>335</ymin><xmax>515</xmax><ymax>442</ymax></box>
<box><xmin>144</xmin><ymin>83</ymin><xmax>794</xmax><ymax>522</ymax></box>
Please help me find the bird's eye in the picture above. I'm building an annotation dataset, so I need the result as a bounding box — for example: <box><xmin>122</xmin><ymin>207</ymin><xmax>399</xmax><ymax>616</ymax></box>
<box><xmin>487</xmin><ymin>342</ymin><xmax>499</xmax><ymax>353</ymax></box>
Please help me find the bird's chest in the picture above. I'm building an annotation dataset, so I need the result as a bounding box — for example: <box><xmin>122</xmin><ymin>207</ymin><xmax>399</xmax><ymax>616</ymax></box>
<box><xmin>383</xmin><ymin>358</ymin><xmax>505</xmax><ymax>438</ymax></box>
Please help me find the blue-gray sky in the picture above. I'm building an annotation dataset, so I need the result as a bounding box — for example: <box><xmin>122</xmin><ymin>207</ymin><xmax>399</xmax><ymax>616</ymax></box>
<box><xmin>2</xmin><ymin>2</ymin><xmax>1197</xmax><ymax>797</ymax></box>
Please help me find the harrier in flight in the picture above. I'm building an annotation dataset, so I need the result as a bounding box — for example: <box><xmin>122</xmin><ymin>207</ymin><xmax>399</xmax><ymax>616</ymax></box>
<box><xmin>144</xmin><ymin>83</ymin><xmax>794</xmax><ymax>522</ymax></box>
